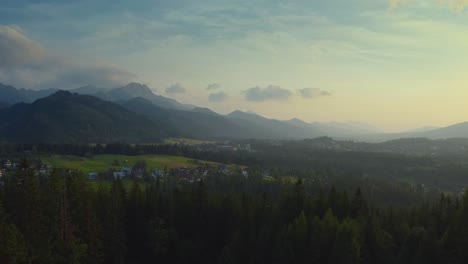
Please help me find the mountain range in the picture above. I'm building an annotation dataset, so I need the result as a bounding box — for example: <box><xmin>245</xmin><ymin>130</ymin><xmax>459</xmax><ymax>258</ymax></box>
<box><xmin>1</xmin><ymin>82</ymin><xmax>468</xmax><ymax>143</ymax></box>
<box><xmin>0</xmin><ymin>91</ymin><xmax>164</xmax><ymax>143</ymax></box>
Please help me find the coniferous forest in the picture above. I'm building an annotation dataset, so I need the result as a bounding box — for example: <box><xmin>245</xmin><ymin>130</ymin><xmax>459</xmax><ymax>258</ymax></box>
<box><xmin>1</xmin><ymin>158</ymin><xmax>468</xmax><ymax>264</ymax></box>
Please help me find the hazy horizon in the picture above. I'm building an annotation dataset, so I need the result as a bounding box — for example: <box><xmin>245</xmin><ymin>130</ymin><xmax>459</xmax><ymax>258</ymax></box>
<box><xmin>1</xmin><ymin>0</ymin><xmax>468</xmax><ymax>131</ymax></box>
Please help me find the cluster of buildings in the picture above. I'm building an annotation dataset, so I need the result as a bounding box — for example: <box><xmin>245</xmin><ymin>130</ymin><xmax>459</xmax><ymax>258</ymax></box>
<box><xmin>1</xmin><ymin>158</ymin><xmax>254</xmax><ymax>186</ymax></box>
<box><xmin>85</xmin><ymin>163</ymin><xmax>251</xmax><ymax>184</ymax></box>
<box><xmin>196</xmin><ymin>142</ymin><xmax>252</xmax><ymax>153</ymax></box>
<box><xmin>0</xmin><ymin>159</ymin><xmax>17</xmax><ymax>180</ymax></box>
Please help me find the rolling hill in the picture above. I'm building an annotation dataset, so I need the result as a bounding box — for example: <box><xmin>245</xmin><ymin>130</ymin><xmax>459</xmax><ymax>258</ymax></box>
<box><xmin>0</xmin><ymin>91</ymin><xmax>164</xmax><ymax>143</ymax></box>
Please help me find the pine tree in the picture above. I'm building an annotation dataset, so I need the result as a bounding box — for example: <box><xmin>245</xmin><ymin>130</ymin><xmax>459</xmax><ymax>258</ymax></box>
<box><xmin>0</xmin><ymin>199</ymin><xmax>27</xmax><ymax>263</ymax></box>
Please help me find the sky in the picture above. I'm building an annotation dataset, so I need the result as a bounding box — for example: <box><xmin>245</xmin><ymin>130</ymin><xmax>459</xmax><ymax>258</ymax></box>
<box><xmin>1</xmin><ymin>0</ymin><xmax>468</xmax><ymax>131</ymax></box>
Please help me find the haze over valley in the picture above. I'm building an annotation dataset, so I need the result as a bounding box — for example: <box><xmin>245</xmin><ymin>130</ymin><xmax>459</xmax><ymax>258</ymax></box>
<box><xmin>3</xmin><ymin>1</ymin><xmax>468</xmax><ymax>263</ymax></box>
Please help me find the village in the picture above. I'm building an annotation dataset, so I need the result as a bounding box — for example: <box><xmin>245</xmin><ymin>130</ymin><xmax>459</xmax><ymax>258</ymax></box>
<box><xmin>0</xmin><ymin>158</ymin><xmax>254</xmax><ymax>185</ymax></box>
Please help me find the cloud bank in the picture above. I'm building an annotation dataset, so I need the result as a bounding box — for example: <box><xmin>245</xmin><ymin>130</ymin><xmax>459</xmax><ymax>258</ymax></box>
<box><xmin>244</xmin><ymin>85</ymin><xmax>292</xmax><ymax>102</ymax></box>
<box><xmin>297</xmin><ymin>88</ymin><xmax>332</xmax><ymax>99</ymax></box>
<box><xmin>0</xmin><ymin>25</ymin><xmax>136</xmax><ymax>89</ymax></box>
<box><xmin>208</xmin><ymin>91</ymin><xmax>228</xmax><ymax>103</ymax></box>
<box><xmin>165</xmin><ymin>83</ymin><xmax>187</xmax><ymax>94</ymax></box>
<box><xmin>0</xmin><ymin>25</ymin><xmax>45</xmax><ymax>68</ymax></box>
<box><xmin>206</xmin><ymin>83</ymin><xmax>221</xmax><ymax>90</ymax></box>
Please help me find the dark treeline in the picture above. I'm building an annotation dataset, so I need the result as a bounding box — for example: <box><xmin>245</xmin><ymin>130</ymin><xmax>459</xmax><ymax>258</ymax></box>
<box><xmin>1</xmin><ymin>161</ymin><xmax>467</xmax><ymax>264</ymax></box>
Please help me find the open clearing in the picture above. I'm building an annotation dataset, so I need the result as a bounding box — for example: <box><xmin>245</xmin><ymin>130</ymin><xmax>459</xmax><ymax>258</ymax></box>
<box><xmin>41</xmin><ymin>154</ymin><xmax>218</xmax><ymax>173</ymax></box>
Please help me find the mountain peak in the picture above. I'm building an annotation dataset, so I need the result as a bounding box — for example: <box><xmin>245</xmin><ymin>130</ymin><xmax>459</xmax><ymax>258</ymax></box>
<box><xmin>228</xmin><ymin>110</ymin><xmax>250</xmax><ymax>116</ymax></box>
<box><xmin>192</xmin><ymin>107</ymin><xmax>219</xmax><ymax>115</ymax></box>
<box><xmin>50</xmin><ymin>90</ymin><xmax>74</xmax><ymax>97</ymax></box>
<box><xmin>122</xmin><ymin>82</ymin><xmax>152</xmax><ymax>91</ymax></box>
<box><xmin>286</xmin><ymin>118</ymin><xmax>310</xmax><ymax>127</ymax></box>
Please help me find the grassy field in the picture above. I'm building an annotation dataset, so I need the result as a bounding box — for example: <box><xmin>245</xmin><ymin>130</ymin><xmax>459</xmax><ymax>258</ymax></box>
<box><xmin>163</xmin><ymin>138</ymin><xmax>214</xmax><ymax>145</ymax></box>
<box><xmin>41</xmin><ymin>154</ymin><xmax>218</xmax><ymax>173</ymax></box>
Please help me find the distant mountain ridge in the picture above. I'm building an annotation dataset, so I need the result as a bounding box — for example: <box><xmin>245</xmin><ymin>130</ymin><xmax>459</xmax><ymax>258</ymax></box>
<box><xmin>0</xmin><ymin>82</ymin><xmax>191</xmax><ymax>110</ymax></box>
<box><xmin>0</xmin><ymin>83</ymin><xmax>58</xmax><ymax>104</ymax></box>
<box><xmin>0</xmin><ymin>91</ymin><xmax>164</xmax><ymax>143</ymax></box>
<box><xmin>77</xmin><ymin>82</ymin><xmax>192</xmax><ymax>110</ymax></box>
<box><xmin>2</xmin><ymin>82</ymin><xmax>468</xmax><ymax>142</ymax></box>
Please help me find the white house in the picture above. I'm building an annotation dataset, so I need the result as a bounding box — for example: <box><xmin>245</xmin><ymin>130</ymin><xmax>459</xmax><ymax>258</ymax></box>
<box><xmin>152</xmin><ymin>168</ymin><xmax>164</xmax><ymax>178</ymax></box>
<box><xmin>242</xmin><ymin>170</ymin><xmax>249</xmax><ymax>178</ymax></box>
<box><xmin>121</xmin><ymin>167</ymin><xmax>132</xmax><ymax>175</ymax></box>
<box><xmin>113</xmin><ymin>171</ymin><xmax>125</xmax><ymax>180</ymax></box>
<box><xmin>88</xmin><ymin>172</ymin><xmax>98</xmax><ymax>180</ymax></box>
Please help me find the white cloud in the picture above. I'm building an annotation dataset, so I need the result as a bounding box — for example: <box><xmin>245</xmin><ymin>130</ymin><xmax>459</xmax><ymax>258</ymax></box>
<box><xmin>208</xmin><ymin>91</ymin><xmax>228</xmax><ymax>102</ymax></box>
<box><xmin>297</xmin><ymin>88</ymin><xmax>332</xmax><ymax>99</ymax></box>
<box><xmin>165</xmin><ymin>83</ymin><xmax>187</xmax><ymax>94</ymax></box>
<box><xmin>206</xmin><ymin>83</ymin><xmax>221</xmax><ymax>90</ymax></box>
<box><xmin>0</xmin><ymin>25</ymin><xmax>45</xmax><ymax>68</ymax></box>
<box><xmin>244</xmin><ymin>85</ymin><xmax>292</xmax><ymax>102</ymax></box>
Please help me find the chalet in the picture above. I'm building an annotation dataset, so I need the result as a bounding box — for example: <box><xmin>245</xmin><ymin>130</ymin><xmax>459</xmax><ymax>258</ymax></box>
<box><xmin>217</xmin><ymin>165</ymin><xmax>230</xmax><ymax>175</ymax></box>
<box><xmin>113</xmin><ymin>171</ymin><xmax>125</xmax><ymax>180</ymax></box>
<box><xmin>88</xmin><ymin>172</ymin><xmax>98</xmax><ymax>180</ymax></box>
<box><xmin>34</xmin><ymin>165</ymin><xmax>50</xmax><ymax>176</ymax></box>
<box><xmin>152</xmin><ymin>168</ymin><xmax>164</xmax><ymax>178</ymax></box>
<box><xmin>134</xmin><ymin>169</ymin><xmax>144</xmax><ymax>178</ymax></box>
<box><xmin>121</xmin><ymin>167</ymin><xmax>132</xmax><ymax>175</ymax></box>
<box><xmin>242</xmin><ymin>170</ymin><xmax>249</xmax><ymax>178</ymax></box>
<box><xmin>261</xmin><ymin>169</ymin><xmax>271</xmax><ymax>178</ymax></box>
<box><xmin>39</xmin><ymin>165</ymin><xmax>48</xmax><ymax>175</ymax></box>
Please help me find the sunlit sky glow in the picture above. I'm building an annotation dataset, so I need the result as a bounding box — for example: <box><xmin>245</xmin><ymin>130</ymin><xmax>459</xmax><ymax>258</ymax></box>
<box><xmin>1</xmin><ymin>0</ymin><xmax>468</xmax><ymax>131</ymax></box>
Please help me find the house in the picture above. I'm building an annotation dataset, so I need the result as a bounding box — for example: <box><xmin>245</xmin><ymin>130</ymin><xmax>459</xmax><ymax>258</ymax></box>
<box><xmin>121</xmin><ymin>167</ymin><xmax>132</xmax><ymax>175</ymax></box>
<box><xmin>152</xmin><ymin>168</ymin><xmax>164</xmax><ymax>178</ymax></box>
<box><xmin>218</xmin><ymin>165</ymin><xmax>230</xmax><ymax>175</ymax></box>
<box><xmin>0</xmin><ymin>170</ymin><xmax>3</xmax><ymax>177</ymax></box>
<box><xmin>113</xmin><ymin>171</ymin><xmax>125</xmax><ymax>180</ymax></box>
<box><xmin>134</xmin><ymin>169</ymin><xmax>144</xmax><ymax>178</ymax></box>
<box><xmin>261</xmin><ymin>169</ymin><xmax>271</xmax><ymax>178</ymax></box>
<box><xmin>88</xmin><ymin>172</ymin><xmax>98</xmax><ymax>180</ymax></box>
<box><xmin>242</xmin><ymin>170</ymin><xmax>249</xmax><ymax>178</ymax></box>
<box><xmin>39</xmin><ymin>165</ymin><xmax>48</xmax><ymax>175</ymax></box>
<box><xmin>4</xmin><ymin>160</ymin><xmax>11</xmax><ymax>169</ymax></box>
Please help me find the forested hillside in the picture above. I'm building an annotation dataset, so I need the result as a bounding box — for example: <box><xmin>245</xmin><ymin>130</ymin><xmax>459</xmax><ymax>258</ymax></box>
<box><xmin>0</xmin><ymin>160</ymin><xmax>466</xmax><ymax>264</ymax></box>
<box><xmin>0</xmin><ymin>91</ymin><xmax>164</xmax><ymax>143</ymax></box>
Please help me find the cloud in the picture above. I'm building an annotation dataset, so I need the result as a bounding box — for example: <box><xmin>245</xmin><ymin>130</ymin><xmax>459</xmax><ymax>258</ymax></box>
<box><xmin>165</xmin><ymin>83</ymin><xmax>187</xmax><ymax>94</ymax></box>
<box><xmin>206</xmin><ymin>83</ymin><xmax>221</xmax><ymax>90</ymax></box>
<box><xmin>0</xmin><ymin>25</ymin><xmax>45</xmax><ymax>68</ymax></box>
<box><xmin>244</xmin><ymin>85</ymin><xmax>292</xmax><ymax>102</ymax></box>
<box><xmin>297</xmin><ymin>88</ymin><xmax>332</xmax><ymax>99</ymax></box>
<box><xmin>390</xmin><ymin>0</ymin><xmax>468</xmax><ymax>10</ymax></box>
<box><xmin>43</xmin><ymin>61</ymin><xmax>137</xmax><ymax>89</ymax></box>
<box><xmin>438</xmin><ymin>0</ymin><xmax>468</xmax><ymax>10</ymax></box>
<box><xmin>208</xmin><ymin>91</ymin><xmax>228</xmax><ymax>102</ymax></box>
<box><xmin>0</xmin><ymin>25</ymin><xmax>136</xmax><ymax>89</ymax></box>
<box><xmin>389</xmin><ymin>0</ymin><xmax>407</xmax><ymax>9</ymax></box>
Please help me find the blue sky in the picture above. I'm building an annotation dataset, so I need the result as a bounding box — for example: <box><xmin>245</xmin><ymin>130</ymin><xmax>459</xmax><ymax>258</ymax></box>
<box><xmin>1</xmin><ymin>0</ymin><xmax>468</xmax><ymax>131</ymax></box>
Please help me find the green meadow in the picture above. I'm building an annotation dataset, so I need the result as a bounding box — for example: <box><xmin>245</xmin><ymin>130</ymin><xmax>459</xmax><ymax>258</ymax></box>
<box><xmin>41</xmin><ymin>154</ymin><xmax>217</xmax><ymax>173</ymax></box>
